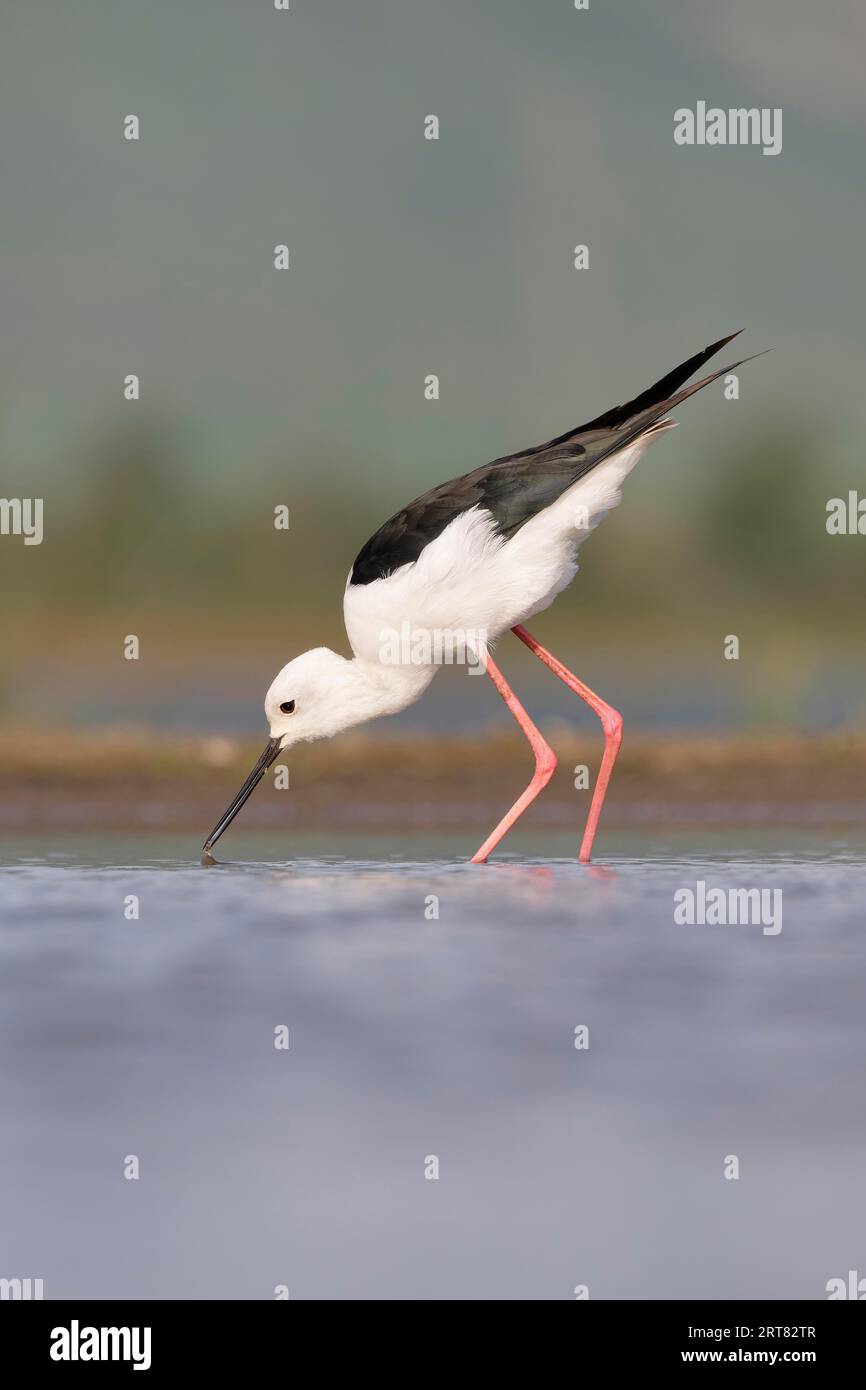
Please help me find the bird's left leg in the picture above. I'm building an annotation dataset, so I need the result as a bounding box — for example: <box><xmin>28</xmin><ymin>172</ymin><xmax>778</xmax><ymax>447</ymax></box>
<box><xmin>512</xmin><ymin>623</ymin><xmax>622</xmax><ymax>863</ymax></box>
<box><xmin>470</xmin><ymin>650</ymin><xmax>558</xmax><ymax>863</ymax></box>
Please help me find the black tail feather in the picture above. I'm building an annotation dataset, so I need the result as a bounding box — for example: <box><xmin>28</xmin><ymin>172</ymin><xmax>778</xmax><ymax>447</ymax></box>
<box><xmin>578</xmin><ymin>330</ymin><xmax>743</xmax><ymax>434</ymax></box>
<box><xmin>508</xmin><ymin>332</ymin><xmax>749</xmax><ymax>464</ymax></box>
<box><xmin>564</xmin><ymin>344</ymin><xmax>769</xmax><ymax>483</ymax></box>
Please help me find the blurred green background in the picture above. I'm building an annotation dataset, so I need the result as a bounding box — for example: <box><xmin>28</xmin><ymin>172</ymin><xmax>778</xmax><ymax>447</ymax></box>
<box><xmin>2</xmin><ymin>0</ymin><xmax>865</xmax><ymax>735</ymax></box>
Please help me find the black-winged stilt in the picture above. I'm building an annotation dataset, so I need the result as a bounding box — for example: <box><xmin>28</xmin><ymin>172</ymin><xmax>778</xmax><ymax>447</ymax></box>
<box><xmin>203</xmin><ymin>333</ymin><xmax>761</xmax><ymax>863</ymax></box>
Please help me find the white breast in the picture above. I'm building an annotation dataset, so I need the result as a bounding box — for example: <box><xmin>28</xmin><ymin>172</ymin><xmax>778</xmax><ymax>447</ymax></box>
<box><xmin>343</xmin><ymin>431</ymin><xmax>669</xmax><ymax>663</ymax></box>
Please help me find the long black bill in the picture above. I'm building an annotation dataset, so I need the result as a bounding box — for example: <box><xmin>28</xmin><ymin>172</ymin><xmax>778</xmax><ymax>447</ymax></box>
<box><xmin>202</xmin><ymin>736</ymin><xmax>283</xmax><ymax>855</ymax></box>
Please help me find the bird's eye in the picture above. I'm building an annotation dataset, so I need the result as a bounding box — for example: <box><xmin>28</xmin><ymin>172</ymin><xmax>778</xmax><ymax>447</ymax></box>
<box><xmin>280</xmin><ymin>700</ymin><xmax>296</xmax><ymax>715</ymax></box>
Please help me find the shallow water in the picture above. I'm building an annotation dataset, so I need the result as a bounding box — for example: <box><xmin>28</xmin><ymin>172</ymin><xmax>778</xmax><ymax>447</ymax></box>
<box><xmin>1</xmin><ymin>828</ymin><xmax>864</xmax><ymax>1300</ymax></box>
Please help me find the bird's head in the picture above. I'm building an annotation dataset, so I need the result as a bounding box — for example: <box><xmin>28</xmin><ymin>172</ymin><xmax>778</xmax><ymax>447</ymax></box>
<box><xmin>201</xmin><ymin>647</ymin><xmax>417</xmax><ymax>858</ymax></box>
<box><xmin>264</xmin><ymin>646</ymin><xmax>362</xmax><ymax>749</ymax></box>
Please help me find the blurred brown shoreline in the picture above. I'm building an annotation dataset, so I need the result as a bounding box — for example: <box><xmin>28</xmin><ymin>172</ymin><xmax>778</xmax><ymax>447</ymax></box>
<box><xmin>3</xmin><ymin>726</ymin><xmax>866</xmax><ymax>832</ymax></box>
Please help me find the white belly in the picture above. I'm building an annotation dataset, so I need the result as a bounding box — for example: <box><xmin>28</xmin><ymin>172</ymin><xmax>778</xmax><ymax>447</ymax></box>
<box><xmin>344</xmin><ymin>433</ymin><xmax>665</xmax><ymax>663</ymax></box>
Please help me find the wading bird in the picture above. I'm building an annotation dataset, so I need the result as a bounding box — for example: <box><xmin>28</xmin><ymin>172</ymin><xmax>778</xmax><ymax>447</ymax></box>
<box><xmin>203</xmin><ymin>333</ymin><xmax>760</xmax><ymax>863</ymax></box>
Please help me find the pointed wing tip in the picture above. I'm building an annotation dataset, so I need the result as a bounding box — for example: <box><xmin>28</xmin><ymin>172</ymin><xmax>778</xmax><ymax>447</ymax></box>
<box><xmin>705</xmin><ymin>333</ymin><xmax>778</xmax><ymax>374</ymax></box>
<box><xmin>710</xmin><ymin>329</ymin><xmax>744</xmax><ymax>353</ymax></box>
<box><xmin>728</xmin><ymin>346</ymin><xmax>774</xmax><ymax>370</ymax></box>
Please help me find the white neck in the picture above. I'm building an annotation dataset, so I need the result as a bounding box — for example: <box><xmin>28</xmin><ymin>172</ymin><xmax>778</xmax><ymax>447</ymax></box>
<box><xmin>318</xmin><ymin>654</ymin><xmax>436</xmax><ymax>739</ymax></box>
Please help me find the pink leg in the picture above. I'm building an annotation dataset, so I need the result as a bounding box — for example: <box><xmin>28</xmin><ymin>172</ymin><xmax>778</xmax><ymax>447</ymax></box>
<box><xmin>471</xmin><ymin>651</ymin><xmax>558</xmax><ymax>864</ymax></box>
<box><xmin>512</xmin><ymin>624</ymin><xmax>622</xmax><ymax>863</ymax></box>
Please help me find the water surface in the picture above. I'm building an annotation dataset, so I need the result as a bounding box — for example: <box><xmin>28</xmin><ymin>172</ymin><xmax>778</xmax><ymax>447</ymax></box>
<box><xmin>1</xmin><ymin>829</ymin><xmax>863</xmax><ymax>1299</ymax></box>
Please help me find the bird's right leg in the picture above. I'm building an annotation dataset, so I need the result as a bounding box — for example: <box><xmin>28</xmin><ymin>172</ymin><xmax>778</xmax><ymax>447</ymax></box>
<box><xmin>512</xmin><ymin>624</ymin><xmax>622</xmax><ymax>863</ymax></box>
<box><xmin>470</xmin><ymin>651</ymin><xmax>558</xmax><ymax>863</ymax></box>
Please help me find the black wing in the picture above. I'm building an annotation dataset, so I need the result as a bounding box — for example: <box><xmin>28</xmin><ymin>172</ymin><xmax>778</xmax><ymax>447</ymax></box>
<box><xmin>350</xmin><ymin>333</ymin><xmax>759</xmax><ymax>586</ymax></box>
